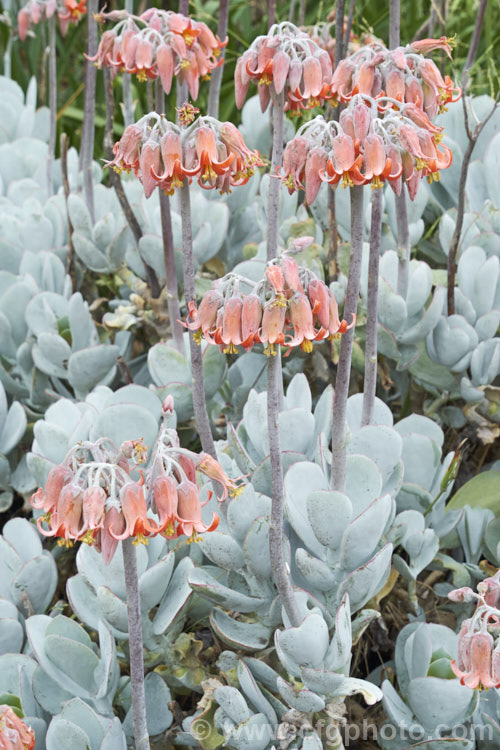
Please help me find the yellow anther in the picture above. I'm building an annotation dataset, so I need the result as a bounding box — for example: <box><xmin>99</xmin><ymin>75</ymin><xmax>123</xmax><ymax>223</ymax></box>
<box><xmin>57</xmin><ymin>538</ymin><xmax>74</xmax><ymax>548</ymax></box>
<box><xmin>270</xmin><ymin>293</ymin><xmax>287</xmax><ymax>309</ymax></box>
<box><xmin>371</xmin><ymin>176</ymin><xmax>384</xmax><ymax>190</ymax></box>
<box><xmin>229</xmin><ymin>486</ymin><xmax>244</xmax><ymax>498</ymax></box>
<box><xmin>132</xmin><ymin>533</ymin><xmax>149</xmax><ymax>546</ymax></box>
<box><xmin>193</xmin><ymin>329</ymin><xmax>203</xmax><ymax>345</ymax></box>
<box><xmin>341</xmin><ymin>172</ymin><xmax>354</xmax><ymax>189</ymax></box>
<box><xmin>187</xmin><ymin>531</ymin><xmax>202</xmax><ymax>544</ymax></box>
<box><xmin>136</xmin><ymin>71</ymin><xmax>148</xmax><ymax>83</ymax></box>
<box><xmin>223</xmin><ymin>342</ymin><xmax>239</xmax><ymax>355</ymax></box>
<box><xmin>300</xmin><ymin>340</ymin><xmax>314</xmax><ymax>353</ymax></box>
<box><xmin>265</xmin><ymin>344</ymin><xmax>277</xmax><ymax>357</ymax></box>
<box><xmin>80</xmin><ymin>530</ymin><xmax>95</xmax><ymax>546</ymax></box>
<box><xmin>164</xmin><ymin>521</ymin><xmax>176</xmax><ymax>537</ymax></box>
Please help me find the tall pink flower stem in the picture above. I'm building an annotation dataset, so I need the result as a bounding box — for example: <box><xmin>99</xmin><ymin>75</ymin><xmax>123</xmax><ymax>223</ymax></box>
<box><xmin>389</xmin><ymin>0</ymin><xmax>410</xmax><ymax>297</ymax></box>
<box><xmin>179</xmin><ymin>180</ymin><xmax>216</xmax><ymax>458</ymax></box>
<box><xmin>265</xmin><ymin>85</ymin><xmax>297</xmax><ymax>625</ymax></box>
<box><xmin>122</xmin><ymin>539</ymin><xmax>150</xmax><ymax>750</ymax></box>
<box><xmin>361</xmin><ymin>188</ymin><xmax>383</xmax><ymax>426</ymax></box>
<box><xmin>267</xmin><ymin>87</ymin><xmax>285</xmax><ymax>262</ymax></box>
<box><xmin>155</xmin><ymin>83</ymin><xmax>185</xmax><ymax>354</ymax></box>
<box><xmin>47</xmin><ymin>14</ymin><xmax>56</xmax><ymax>196</ymax></box>
<box><xmin>80</xmin><ymin>0</ymin><xmax>97</xmax><ymax>220</ymax></box>
<box><xmin>176</xmin><ymin>0</ymin><xmax>189</xmax><ymax>107</ymax></box>
<box><xmin>268</xmin><ymin>350</ymin><xmax>300</xmax><ymax>628</ymax></box>
<box><xmin>207</xmin><ymin>0</ymin><xmax>229</xmax><ymax>118</ymax></box>
<box><xmin>122</xmin><ymin>0</ymin><xmax>135</xmax><ymax>127</ymax></box>
<box><xmin>330</xmin><ymin>185</ymin><xmax>364</xmax><ymax>492</ymax></box>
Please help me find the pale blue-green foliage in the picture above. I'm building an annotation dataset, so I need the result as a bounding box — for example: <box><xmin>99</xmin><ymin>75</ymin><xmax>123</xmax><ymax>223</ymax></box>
<box><xmin>379</xmin><ymin>622</ymin><xmax>478</xmax><ymax>750</ymax></box>
<box><xmin>427</xmin><ymin>241</ymin><xmax>500</xmax><ymax>403</ymax></box>
<box><xmin>67</xmin><ymin>536</ymin><xmax>194</xmax><ymax>652</ymax></box>
<box><xmin>0</xmin><ymin>518</ymin><xmax>57</xmax><ymax>652</ymax></box>
<box><xmin>27</xmin><ymin>383</ymin><xmax>163</xmax><ymax>486</ymax></box>
<box><xmin>360</xmin><ymin>249</ymin><xmax>446</xmax><ymax>372</ymax></box>
<box><xmin>432</xmin><ymin>95</ymin><xmax>500</xmax><ymax>212</ymax></box>
<box><xmin>0</xmin><ymin>255</ymin><xmax>122</xmax><ymax>414</ymax></box>
<box><xmin>422</xmin><ymin>101</ymin><xmax>500</xmax><ymax>410</ymax></box>
<box><xmin>148</xmin><ymin>340</ymin><xmax>226</xmax><ymax>422</ymax></box>
<box><xmin>0</xmin><ymin>379</ymin><xmax>27</xmax><ymax>510</ymax></box>
<box><xmin>182</xmin><ymin>619</ymin><xmax>381</xmax><ymax>750</ymax></box>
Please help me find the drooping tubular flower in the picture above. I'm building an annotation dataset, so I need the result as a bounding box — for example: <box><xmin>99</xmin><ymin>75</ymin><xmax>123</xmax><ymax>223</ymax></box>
<box><xmin>330</xmin><ymin>38</ymin><xmax>460</xmax><ymax>119</ymax></box>
<box><xmin>31</xmin><ymin>399</ymin><xmax>243</xmax><ymax>556</ymax></box>
<box><xmin>235</xmin><ymin>21</ymin><xmax>332</xmax><ymax>113</ymax></box>
<box><xmin>90</xmin><ymin>9</ymin><xmax>226</xmax><ymax>97</ymax></box>
<box><xmin>448</xmin><ymin>571</ymin><xmax>500</xmax><ymax>690</ymax></box>
<box><xmin>31</xmin><ymin>437</ymin><xmax>160</xmax><ymax>562</ymax></box>
<box><xmin>17</xmin><ymin>0</ymin><xmax>86</xmax><ymax>40</ymax></box>
<box><xmin>106</xmin><ymin>113</ymin><xmax>261</xmax><ymax>198</ymax></box>
<box><xmin>145</xmin><ymin>401</ymin><xmax>245</xmax><ymax>542</ymax></box>
<box><xmin>282</xmin><ymin>94</ymin><xmax>452</xmax><ymax>201</ymax></box>
<box><xmin>0</xmin><ymin>705</ymin><xmax>35</xmax><ymax>750</ymax></box>
<box><xmin>184</xmin><ymin>242</ymin><xmax>354</xmax><ymax>356</ymax></box>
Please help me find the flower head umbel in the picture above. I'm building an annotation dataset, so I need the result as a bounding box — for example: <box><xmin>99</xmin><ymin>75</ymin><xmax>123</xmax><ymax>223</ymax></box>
<box><xmin>184</xmin><ymin>243</ymin><xmax>354</xmax><ymax>356</ymax></box>
<box><xmin>31</xmin><ymin>437</ymin><xmax>158</xmax><ymax>562</ymax></box>
<box><xmin>91</xmin><ymin>9</ymin><xmax>226</xmax><ymax>97</ymax></box>
<box><xmin>31</xmin><ymin>402</ymin><xmax>242</xmax><ymax>555</ymax></box>
<box><xmin>448</xmin><ymin>571</ymin><xmax>500</xmax><ymax>690</ymax></box>
<box><xmin>17</xmin><ymin>0</ymin><xmax>86</xmax><ymax>39</ymax></box>
<box><xmin>145</xmin><ymin>410</ymin><xmax>245</xmax><ymax>542</ymax></box>
<box><xmin>106</xmin><ymin>114</ymin><xmax>261</xmax><ymax>197</ymax></box>
<box><xmin>0</xmin><ymin>705</ymin><xmax>35</xmax><ymax>750</ymax></box>
<box><xmin>235</xmin><ymin>21</ymin><xmax>332</xmax><ymax>113</ymax></box>
<box><xmin>282</xmin><ymin>92</ymin><xmax>453</xmax><ymax>201</ymax></box>
<box><xmin>330</xmin><ymin>38</ymin><xmax>460</xmax><ymax>118</ymax></box>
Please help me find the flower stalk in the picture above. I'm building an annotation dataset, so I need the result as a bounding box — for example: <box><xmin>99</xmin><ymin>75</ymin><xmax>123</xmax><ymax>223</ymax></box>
<box><xmin>389</xmin><ymin>0</ymin><xmax>411</xmax><ymax>298</ymax></box>
<box><xmin>267</xmin><ymin>87</ymin><xmax>285</xmax><ymax>263</ymax></box>
<box><xmin>361</xmin><ymin>188</ymin><xmax>383</xmax><ymax>426</ymax></box>
<box><xmin>47</xmin><ymin>14</ymin><xmax>57</xmax><ymax>196</ymax></box>
<box><xmin>180</xmin><ymin>180</ymin><xmax>216</xmax><ymax>458</ymax></box>
<box><xmin>330</xmin><ymin>185</ymin><xmax>364</xmax><ymax>492</ymax></box>
<box><xmin>268</xmin><ymin>350</ymin><xmax>300</xmax><ymax>627</ymax></box>
<box><xmin>80</xmin><ymin>0</ymin><xmax>97</xmax><ymax>219</ymax></box>
<box><xmin>155</xmin><ymin>82</ymin><xmax>185</xmax><ymax>354</ymax></box>
<box><xmin>207</xmin><ymin>0</ymin><xmax>229</xmax><ymax>118</ymax></box>
<box><xmin>122</xmin><ymin>0</ymin><xmax>135</xmax><ymax>127</ymax></box>
<box><xmin>122</xmin><ymin>539</ymin><xmax>151</xmax><ymax>750</ymax></box>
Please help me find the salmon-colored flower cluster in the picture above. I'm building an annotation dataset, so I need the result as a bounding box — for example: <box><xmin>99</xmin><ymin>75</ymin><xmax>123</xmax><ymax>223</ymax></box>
<box><xmin>106</xmin><ymin>113</ymin><xmax>261</xmax><ymax>198</ymax></box>
<box><xmin>17</xmin><ymin>0</ymin><xmax>86</xmax><ymax>40</ymax></box>
<box><xmin>184</xmin><ymin>243</ymin><xmax>354</xmax><ymax>356</ymax></box>
<box><xmin>0</xmin><ymin>706</ymin><xmax>35</xmax><ymax>750</ymax></box>
<box><xmin>31</xmin><ymin>406</ymin><xmax>243</xmax><ymax>561</ymax></box>
<box><xmin>331</xmin><ymin>38</ymin><xmax>460</xmax><ymax>119</ymax></box>
<box><xmin>146</xmin><ymin>407</ymin><xmax>244</xmax><ymax>543</ymax></box>
<box><xmin>448</xmin><ymin>572</ymin><xmax>500</xmax><ymax>690</ymax></box>
<box><xmin>91</xmin><ymin>9</ymin><xmax>226</xmax><ymax>98</ymax></box>
<box><xmin>235</xmin><ymin>21</ymin><xmax>332</xmax><ymax>114</ymax></box>
<box><xmin>304</xmin><ymin>20</ymin><xmax>378</xmax><ymax>68</ymax></box>
<box><xmin>282</xmin><ymin>94</ymin><xmax>453</xmax><ymax>201</ymax></box>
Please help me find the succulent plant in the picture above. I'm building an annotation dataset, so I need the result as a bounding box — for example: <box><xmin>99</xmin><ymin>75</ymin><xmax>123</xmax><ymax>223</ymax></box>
<box><xmin>380</xmin><ymin>622</ymin><xmax>477</xmax><ymax>749</ymax></box>
<box><xmin>28</xmin><ymin>383</ymin><xmax>162</xmax><ymax>487</ymax></box>
<box><xmin>0</xmin><ymin>518</ymin><xmax>57</xmax><ymax>639</ymax></box>
<box><xmin>0</xmin><ymin>379</ymin><xmax>28</xmax><ymax>511</ymax></box>
<box><xmin>359</xmin><ymin>249</ymin><xmax>446</xmax><ymax>371</ymax></box>
<box><xmin>66</xmin><ymin>537</ymin><xmax>194</xmax><ymax>651</ymax></box>
<box><xmin>148</xmin><ymin>341</ymin><xmax>226</xmax><ymax>424</ymax></box>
